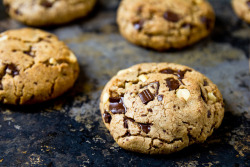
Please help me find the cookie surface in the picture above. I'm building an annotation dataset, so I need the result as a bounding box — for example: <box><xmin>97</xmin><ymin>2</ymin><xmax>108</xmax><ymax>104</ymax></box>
<box><xmin>117</xmin><ymin>0</ymin><xmax>215</xmax><ymax>50</ymax></box>
<box><xmin>232</xmin><ymin>0</ymin><xmax>250</xmax><ymax>23</ymax></box>
<box><xmin>100</xmin><ymin>63</ymin><xmax>224</xmax><ymax>154</ymax></box>
<box><xmin>3</xmin><ymin>0</ymin><xmax>96</xmax><ymax>26</ymax></box>
<box><xmin>0</xmin><ymin>28</ymin><xmax>79</xmax><ymax>105</ymax></box>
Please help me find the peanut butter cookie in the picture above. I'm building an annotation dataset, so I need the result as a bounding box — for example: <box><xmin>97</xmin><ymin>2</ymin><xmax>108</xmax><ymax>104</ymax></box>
<box><xmin>100</xmin><ymin>63</ymin><xmax>224</xmax><ymax>154</ymax></box>
<box><xmin>3</xmin><ymin>0</ymin><xmax>96</xmax><ymax>26</ymax></box>
<box><xmin>117</xmin><ymin>0</ymin><xmax>215</xmax><ymax>50</ymax></box>
<box><xmin>0</xmin><ymin>28</ymin><xmax>79</xmax><ymax>105</ymax></box>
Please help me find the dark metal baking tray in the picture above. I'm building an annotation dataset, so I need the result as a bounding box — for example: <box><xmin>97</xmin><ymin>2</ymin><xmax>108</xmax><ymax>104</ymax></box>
<box><xmin>0</xmin><ymin>0</ymin><xmax>249</xmax><ymax>166</ymax></box>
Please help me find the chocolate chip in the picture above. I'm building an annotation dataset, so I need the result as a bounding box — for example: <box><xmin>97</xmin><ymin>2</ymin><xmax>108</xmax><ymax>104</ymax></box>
<box><xmin>109</xmin><ymin>97</ymin><xmax>126</xmax><ymax>114</ymax></box>
<box><xmin>133</xmin><ymin>20</ymin><xmax>144</xmax><ymax>31</ymax></box>
<box><xmin>103</xmin><ymin>111</ymin><xmax>111</xmax><ymax>123</ymax></box>
<box><xmin>41</xmin><ymin>0</ymin><xmax>54</xmax><ymax>8</ymax></box>
<box><xmin>160</xmin><ymin>68</ymin><xmax>175</xmax><ymax>74</ymax></box>
<box><xmin>204</xmin><ymin>80</ymin><xmax>208</xmax><ymax>86</ymax></box>
<box><xmin>165</xmin><ymin>78</ymin><xmax>180</xmax><ymax>91</ymax></box>
<box><xmin>14</xmin><ymin>9</ymin><xmax>21</xmax><ymax>15</ymax></box>
<box><xmin>176</xmin><ymin>69</ymin><xmax>192</xmax><ymax>80</ymax></box>
<box><xmin>138</xmin><ymin>123</ymin><xmax>151</xmax><ymax>134</ymax></box>
<box><xmin>138</xmin><ymin>89</ymin><xmax>154</xmax><ymax>104</ymax></box>
<box><xmin>6</xmin><ymin>64</ymin><xmax>19</xmax><ymax>76</ymax></box>
<box><xmin>125</xmin><ymin>131</ymin><xmax>131</xmax><ymax>136</ymax></box>
<box><xmin>247</xmin><ymin>1</ymin><xmax>250</xmax><ymax>8</ymax></box>
<box><xmin>163</xmin><ymin>11</ymin><xmax>180</xmax><ymax>22</ymax></box>
<box><xmin>200</xmin><ymin>16</ymin><xmax>212</xmax><ymax>30</ymax></box>
<box><xmin>124</xmin><ymin>119</ymin><xmax>128</xmax><ymax>128</ymax></box>
<box><xmin>148</xmin><ymin>108</ymin><xmax>153</xmax><ymax>112</ymax></box>
<box><xmin>157</xmin><ymin>95</ymin><xmax>164</xmax><ymax>101</ymax></box>
<box><xmin>207</xmin><ymin>110</ymin><xmax>211</xmax><ymax>118</ymax></box>
<box><xmin>23</xmin><ymin>49</ymin><xmax>34</xmax><ymax>57</ymax></box>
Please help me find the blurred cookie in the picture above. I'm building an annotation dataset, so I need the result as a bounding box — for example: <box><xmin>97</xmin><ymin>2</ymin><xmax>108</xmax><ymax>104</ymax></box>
<box><xmin>0</xmin><ymin>28</ymin><xmax>79</xmax><ymax>105</ymax></box>
<box><xmin>3</xmin><ymin>0</ymin><xmax>96</xmax><ymax>26</ymax></box>
<box><xmin>100</xmin><ymin>63</ymin><xmax>224</xmax><ymax>154</ymax></box>
<box><xmin>117</xmin><ymin>0</ymin><xmax>215</xmax><ymax>50</ymax></box>
<box><xmin>232</xmin><ymin>0</ymin><xmax>250</xmax><ymax>23</ymax></box>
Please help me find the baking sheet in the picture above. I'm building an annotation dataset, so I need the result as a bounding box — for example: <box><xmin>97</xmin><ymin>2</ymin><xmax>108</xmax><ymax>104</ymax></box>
<box><xmin>0</xmin><ymin>0</ymin><xmax>249</xmax><ymax>166</ymax></box>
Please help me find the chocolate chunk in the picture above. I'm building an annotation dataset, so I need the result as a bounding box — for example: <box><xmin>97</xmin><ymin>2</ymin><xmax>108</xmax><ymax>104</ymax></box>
<box><xmin>204</xmin><ymin>80</ymin><xmax>208</xmax><ymax>86</ymax></box>
<box><xmin>163</xmin><ymin>11</ymin><xmax>180</xmax><ymax>22</ymax></box>
<box><xmin>138</xmin><ymin>123</ymin><xmax>151</xmax><ymax>134</ymax></box>
<box><xmin>247</xmin><ymin>1</ymin><xmax>250</xmax><ymax>8</ymax></box>
<box><xmin>124</xmin><ymin>131</ymin><xmax>131</xmax><ymax>136</ymax></box>
<box><xmin>124</xmin><ymin>119</ymin><xmax>128</xmax><ymax>128</ymax></box>
<box><xmin>6</xmin><ymin>64</ymin><xmax>19</xmax><ymax>76</ymax></box>
<box><xmin>160</xmin><ymin>68</ymin><xmax>175</xmax><ymax>74</ymax></box>
<box><xmin>200</xmin><ymin>16</ymin><xmax>212</xmax><ymax>30</ymax></box>
<box><xmin>207</xmin><ymin>110</ymin><xmax>211</xmax><ymax>118</ymax></box>
<box><xmin>23</xmin><ymin>49</ymin><xmax>34</xmax><ymax>57</ymax></box>
<box><xmin>165</xmin><ymin>78</ymin><xmax>180</xmax><ymax>91</ymax></box>
<box><xmin>103</xmin><ymin>111</ymin><xmax>111</xmax><ymax>123</ymax></box>
<box><xmin>133</xmin><ymin>20</ymin><xmax>144</xmax><ymax>31</ymax></box>
<box><xmin>157</xmin><ymin>95</ymin><xmax>164</xmax><ymax>101</ymax></box>
<box><xmin>41</xmin><ymin>0</ymin><xmax>53</xmax><ymax>8</ymax></box>
<box><xmin>176</xmin><ymin>69</ymin><xmax>192</xmax><ymax>80</ymax></box>
<box><xmin>148</xmin><ymin>108</ymin><xmax>153</xmax><ymax>112</ymax></box>
<box><xmin>109</xmin><ymin>97</ymin><xmax>126</xmax><ymax>114</ymax></box>
<box><xmin>138</xmin><ymin>89</ymin><xmax>154</xmax><ymax>104</ymax></box>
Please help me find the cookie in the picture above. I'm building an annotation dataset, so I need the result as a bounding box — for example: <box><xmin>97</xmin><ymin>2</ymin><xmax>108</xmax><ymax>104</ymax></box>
<box><xmin>3</xmin><ymin>0</ymin><xmax>96</xmax><ymax>26</ymax></box>
<box><xmin>0</xmin><ymin>28</ymin><xmax>79</xmax><ymax>105</ymax></box>
<box><xmin>117</xmin><ymin>0</ymin><xmax>215</xmax><ymax>51</ymax></box>
<box><xmin>100</xmin><ymin>63</ymin><xmax>224</xmax><ymax>154</ymax></box>
<box><xmin>232</xmin><ymin>0</ymin><xmax>250</xmax><ymax>23</ymax></box>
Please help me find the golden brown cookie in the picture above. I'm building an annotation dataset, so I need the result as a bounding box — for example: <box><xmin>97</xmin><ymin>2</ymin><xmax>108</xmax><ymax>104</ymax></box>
<box><xmin>3</xmin><ymin>0</ymin><xmax>96</xmax><ymax>26</ymax></box>
<box><xmin>117</xmin><ymin>0</ymin><xmax>215</xmax><ymax>51</ymax></box>
<box><xmin>0</xmin><ymin>28</ymin><xmax>79</xmax><ymax>105</ymax></box>
<box><xmin>100</xmin><ymin>63</ymin><xmax>224</xmax><ymax>154</ymax></box>
<box><xmin>232</xmin><ymin>0</ymin><xmax>250</xmax><ymax>23</ymax></box>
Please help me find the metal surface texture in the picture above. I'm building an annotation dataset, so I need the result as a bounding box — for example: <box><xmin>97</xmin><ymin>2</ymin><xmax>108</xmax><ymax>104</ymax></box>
<box><xmin>0</xmin><ymin>0</ymin><xmax>249</xmax><ymax>166</ymax></box>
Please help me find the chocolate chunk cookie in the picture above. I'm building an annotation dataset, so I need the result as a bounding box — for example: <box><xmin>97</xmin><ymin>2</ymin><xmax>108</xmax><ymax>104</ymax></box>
<box><xmin>3</xmin><ymin>0</ymin><xmax>96</xmax><ymax>26</ymax></box>
<box><xmin>117</xmin><ymin>0</ymin><xmax>215</xmax><ymax>51</ymax></box>
<box><xmin>100</xmin><ymin>63</ymin><xmax>224</xmax><ymax>154</ymax></box>
<box><xmin>0</xmin><ymin>28</ymin><xmax>79</xmax><ymax>105</ymax></box>
<box><xmin>232</xmin><ymin>0</ymin><xmax>250</xmax><ymax>23</ymax></box>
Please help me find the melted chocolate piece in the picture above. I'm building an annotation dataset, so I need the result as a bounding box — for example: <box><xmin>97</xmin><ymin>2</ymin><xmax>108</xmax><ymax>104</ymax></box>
<box><xmin>103</xmin><ymin>111</ymin><xmax>111</xmax><ymax>123</ymax></box>
<box><xmin>6</xmin><ymin>64</ymin><xmax>19</xmax><ymax>76</ymax></box>
<box><xmin>207</xmin><ymin>110</ymin><xmax>211</xmax><ymax>118</ymax></box>
<box><xmin>160</xmin><ymin>68</ymin><xmax>192</xmax><ymax>84</ymax></box>
<box><xmin>247</xmin><ymin>1</ymin><xmax>250</xmax><ymax>8</ymax></box>
<box><xmin>41</xmin><ymin>0</ymin><xmax>53</xmax><ymax>8</ymax></box>
<box><xmin>204</xmin><ymin>80</ymin><xmax>208</xmax><ymax>86</ymax></box>
<box><xmin>165</xmin><ymin>78</ymin><xmax>180</xmax><ymax>91</ymax></box>
<box><xmin>138</xmin><ymin>123</ymin><xmax>151</xmax><ymax>134</ymax></box>
<box><xmin>148</xmin><ymin>108</ymin><xmax>153</xmax><ymax>112</ymax></box>
<box><xmin>109</xmin><ymin>97</ymin><xmax>126</xmax><ymax>114</ymax></box>
<box><xmin>138</xmin><ymin>89</ymin><xmax>154</xmax><ymax>104</ymax></box>
<box><xmin>163</xmin><ymin>11</ymin><xmax>180</xmax><ymax>22</ymax></box>
<box><xmin>133</xmin><ymin>20</ymin><xmax>144</xmax><ymax>31</ymax></box>
<box><xmin>200</xmin><ymin>16</ymin><xmax>212</xmax><ymax>30</ymax></box>
<box><xmin>157</xmin><ymin>95</ymin><xmax>164</xmax><ymax>101</ymax></box>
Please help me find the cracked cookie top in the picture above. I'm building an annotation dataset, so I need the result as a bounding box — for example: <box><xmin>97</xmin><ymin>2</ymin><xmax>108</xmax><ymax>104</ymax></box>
<box><xmin>3</xmin><ymin>0</ymin><xmax>96</xmax><ymax>26</ymax></box>
<box><xmin>232</xmin><ymin>0</ymin><xmax>250</xmax><ymax>23</ymax></box>
<box><xmin>117</xmin><ymin>0</ymin><xmax>215</xmax><ymax>50</ymax></box>
<box><xmin>100</xmin><ymin>63</ymin><xmax>224</xmax><ymax>154</ymax></box>
<box><xmin>0</xmin><ymin>28</ymin><xmax>79</xmax><ymax>105</ymax></box>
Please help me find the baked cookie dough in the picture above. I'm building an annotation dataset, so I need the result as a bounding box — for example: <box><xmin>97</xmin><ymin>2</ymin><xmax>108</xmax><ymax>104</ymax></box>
<box><xmin>3</xmin><ymin>0</ymin><xmax>96</xmax><ymax>26</ymax></box>
<box><xmin>232</xmin><ymin>0</ymin><xmax>250</xmax><ymax>23</ymax></box>
<box><xmin>0</xmin><ymin>28</ymin><xmax>79</xmax><ymax>105</ymax></box>
<box><xmin>100</xmin><ymin>63</ymin><xmax>224</xmax><ymax>154</ymax></box>
<box><xmin>117</xmin><ymin>0</ymin><xmax>215</xmax><ymax>50</ymax></box>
